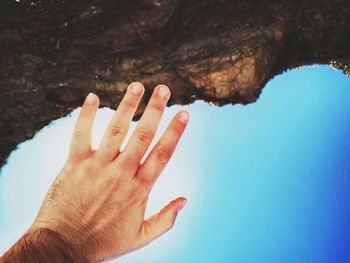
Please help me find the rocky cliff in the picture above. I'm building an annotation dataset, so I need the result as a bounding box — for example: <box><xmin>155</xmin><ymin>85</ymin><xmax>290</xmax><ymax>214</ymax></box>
<box><xmin>1</xmin><ymin>0</ymin><xmax>349</xmax><ymax>168</ymax></box>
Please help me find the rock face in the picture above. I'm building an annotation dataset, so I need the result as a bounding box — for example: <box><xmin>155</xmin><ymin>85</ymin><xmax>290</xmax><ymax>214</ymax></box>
<box><xmin>0</xmin><ymin>0</ymin><xmax>350</xmax><ymax>169</ymax></box>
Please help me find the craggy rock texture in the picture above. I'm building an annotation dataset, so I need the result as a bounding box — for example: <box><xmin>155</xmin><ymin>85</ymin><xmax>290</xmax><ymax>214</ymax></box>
<box><xmin>0</xmin><ymin>0</ymin><xmax>350</xmax><ymax>168</ymax></box>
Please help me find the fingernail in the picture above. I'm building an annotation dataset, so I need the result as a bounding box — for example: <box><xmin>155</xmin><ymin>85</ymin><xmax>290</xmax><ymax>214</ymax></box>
<box><xmin>130</xmin><ymin>82</ymin><xmax>143</xmax><ymax>95</ymax></box>
<box><xmin>86</xmin><ymin>93</ymin><xmax>96</xmax><ymax>104</ymax></box>
<box><xmin>177</xmin><ymin>199</ymin><xmax>188</xmax><ymax>212</ymax></box>
<box><xmin>158</xmin><ymin>85</ymin><xmax>169</xmax><ymax>98</ymax></box>
<box><xmin>178</xmin><ymin>111</ymin><xmax>189</xmax><ymax>124</ymax></box>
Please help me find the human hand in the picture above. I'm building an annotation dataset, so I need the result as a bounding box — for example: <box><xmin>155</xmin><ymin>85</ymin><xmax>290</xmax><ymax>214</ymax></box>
<box><xmin>30</xmin><ymin>82</ymin><xmax>189</xmax><ymax>262</ymax></box>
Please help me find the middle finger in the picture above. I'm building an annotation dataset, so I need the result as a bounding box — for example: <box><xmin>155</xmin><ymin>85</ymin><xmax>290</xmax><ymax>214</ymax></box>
<box><xmin>116</xmin><ymin>84</ymin><xmax>170</xmax><ymax>174</ymax></box>
<box><xmin>97</xmin><ymin>82</ymin><xmax>144</xmax><ymax>162</ymax></box>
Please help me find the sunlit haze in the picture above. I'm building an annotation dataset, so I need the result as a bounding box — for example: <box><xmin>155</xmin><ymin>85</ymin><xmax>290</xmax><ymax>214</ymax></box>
<box><xmin>1</xmin><ymin>65</ymin><xmax>350</xmax><ymax>262</ymax></box>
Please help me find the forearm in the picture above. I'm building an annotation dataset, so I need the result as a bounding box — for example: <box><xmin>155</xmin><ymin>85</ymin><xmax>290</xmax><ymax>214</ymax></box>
<box><xmin>1</xmin><ymin>228</ymin><xmax>90</xmax><ymax>263</ymax></box>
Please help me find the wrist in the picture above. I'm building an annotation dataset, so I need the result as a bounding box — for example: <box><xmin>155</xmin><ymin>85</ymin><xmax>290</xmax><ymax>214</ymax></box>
<box><xmin>2</xmin><ymin>228</ymin><xmax>91</xmax><ymax>263</ymax></box>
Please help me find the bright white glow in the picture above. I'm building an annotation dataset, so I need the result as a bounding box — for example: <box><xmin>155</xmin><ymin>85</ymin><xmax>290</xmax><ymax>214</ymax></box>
<box><xmin>0</xmin><ymin>104</ymin><xmax>202</xmax><ymax>261</ymax></box>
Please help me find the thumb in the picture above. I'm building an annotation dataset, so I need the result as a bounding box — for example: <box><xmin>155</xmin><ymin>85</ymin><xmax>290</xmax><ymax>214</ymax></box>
<box><xmin>133</xmin><ymin>197</ymin><xmax>187</xmax><ymax>249</ymax></box>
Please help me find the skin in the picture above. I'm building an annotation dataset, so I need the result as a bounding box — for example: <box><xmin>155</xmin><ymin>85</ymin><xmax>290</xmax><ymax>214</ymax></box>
<box><xmin>23</xmin><ymin>82</ymin><xmax>189</xmax><ymax>262</ymax></box>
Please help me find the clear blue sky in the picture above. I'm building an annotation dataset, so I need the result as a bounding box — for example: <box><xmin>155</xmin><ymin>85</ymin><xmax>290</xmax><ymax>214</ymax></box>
<box><xmin>1</xmin><ymin>65</ymin><xmax>350</xmax><ymax>262</ymax></box>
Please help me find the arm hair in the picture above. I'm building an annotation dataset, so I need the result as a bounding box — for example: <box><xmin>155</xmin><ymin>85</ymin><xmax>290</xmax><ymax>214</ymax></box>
<box><xmin>1</xmin><ymin>228</ymin><xmax>90</xmax><ymax>263</ymax></box>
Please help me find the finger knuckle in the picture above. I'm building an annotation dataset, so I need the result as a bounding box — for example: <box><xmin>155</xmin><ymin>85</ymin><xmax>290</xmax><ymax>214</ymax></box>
<box><xmin>100</xmin><ymin>142</ymin><xmax>116</xmax><ymax>157</ymax></box>
<box><xmin>73</xmin><ymin>130</ymin><xmax>84</xmax><ymax>140</ymax></box>
<box><xmin>137</xmin><ymin>175</ymin><xmax>152</xmax><ymax>189</ymax></box>
<box><xmin>172</xmin><ymin>122</ymin><xmax>184</xmax><ymax>135</ymax></box>
<box><xmin>137</xmin><ymin>127</ymin><xmax>154</xmax><ymax>145</ymax></box>
<box><xmin>149</xmin><ymin>102</ymin><xmax>164</xmax><ymax>112</ymax></box>
<box><xmin>110</xmin><ymin>125</ymin><xmax>126</xmax><ymax>138</ymax></box>
<box><xmin>79</xmin><ymin>109</ymin><xmax>90</xmax><ymax>119</ymax></box>
<box><xmin>154</xmin><ymin>145</ymin><xmax>171</xmax><ymax>164</ymax></box>
<box><xmin>123</xmin><ymin>98</ymin><xmax>136</xmax><ymax>109</ymax></box>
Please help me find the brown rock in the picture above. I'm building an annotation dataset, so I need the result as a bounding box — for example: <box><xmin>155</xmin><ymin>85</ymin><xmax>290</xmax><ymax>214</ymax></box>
<box><xmin>0</xmin><ymin>0</ymin><xmax>350</xmax><ymax>168</ymax></box>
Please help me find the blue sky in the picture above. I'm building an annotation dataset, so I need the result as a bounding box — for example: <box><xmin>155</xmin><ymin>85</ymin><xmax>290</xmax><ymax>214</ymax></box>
<box><xmin>1</xmin><ymin>65</ymin><xmax>350</xmax><ymax>262</ymax></box>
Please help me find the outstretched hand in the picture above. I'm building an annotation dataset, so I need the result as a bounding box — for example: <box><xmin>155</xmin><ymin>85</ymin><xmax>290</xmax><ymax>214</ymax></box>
<box><xmin>31</xmin><ymin>82</ymin><xmax>189</xmax><ymax>262</ymax></box>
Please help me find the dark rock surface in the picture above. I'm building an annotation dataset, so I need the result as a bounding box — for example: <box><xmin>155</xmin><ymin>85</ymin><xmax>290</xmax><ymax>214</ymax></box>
<box><xmin>1</xmin><ymin>0</ymin><xmax>350</xmax><ymax>169</ymax></box>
